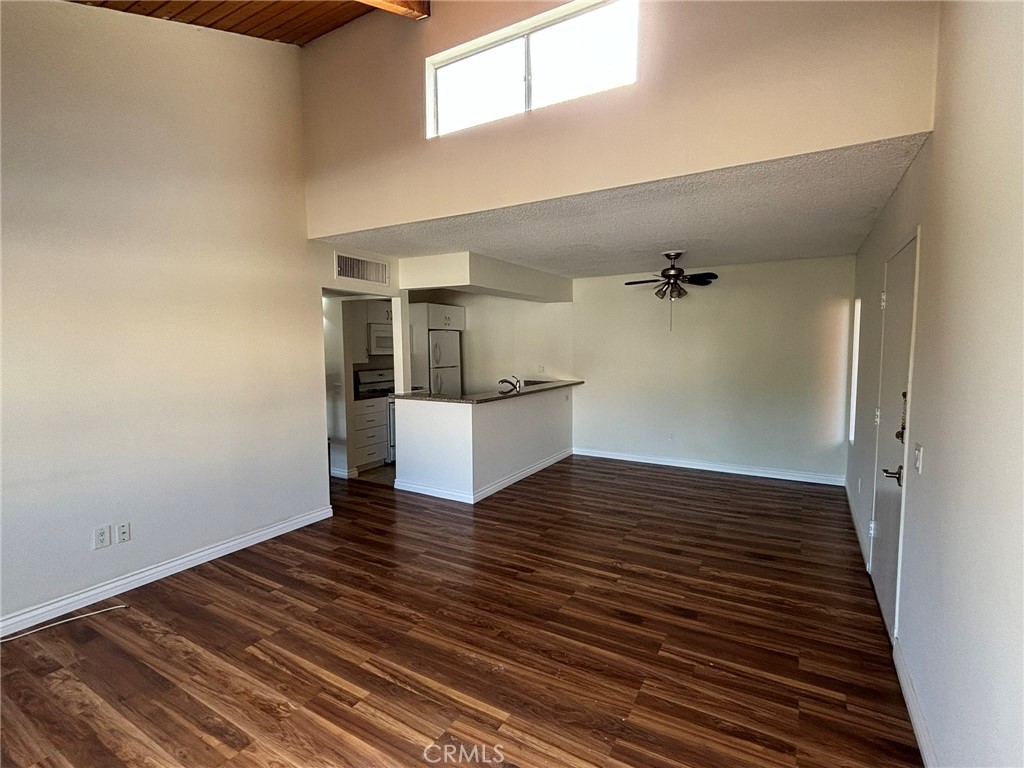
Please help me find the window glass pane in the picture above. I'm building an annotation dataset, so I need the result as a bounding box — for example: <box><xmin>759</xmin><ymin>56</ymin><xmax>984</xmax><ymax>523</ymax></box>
<box><xmin>435</xmin><ymin>37</ymin><xmax>526</xmax><ymax>136</ymax></box>
<box><xmin>529</xmin><ymin>0</ymin><xmax>638</xmax><ymax>111</ymax></box>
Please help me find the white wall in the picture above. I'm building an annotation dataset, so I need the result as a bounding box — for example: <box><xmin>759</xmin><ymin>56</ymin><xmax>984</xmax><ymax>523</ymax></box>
<box><xmin>394</xmin><ymin>399</ymin><xmax>474</xmax><ymax>500</ymax></box>
<box><xmin>394</xmin><ymin>388</ymin><xmax>573</xmax><ymax>503</ymax></box>
<box><xmin>1</xmin><ymin>1</ymin><xmax>329</xmax><ymax>626</ymax></box>
<box><xmin>301</xmin><ymin>1</ymin><xmax>938</xmax><ymax>237</ymax></box>
<box><xmin>408</xmin><ymin>290</ymin><xmax>573</xmax><ymax>396</ymax></box>
<box><xmin>846</xmin><ymin>153</ymin><xmax>930</xmax><ymax>559</ymax></box>
<box><xmin>399</xmin><ymin>252</ymin><xmax>573</xmax><ymax>303</ymax></box>
<box><xmin>573</xmin><ymin>257</ymin><xmax>854</xmax><ymax>483</ymax></box>
<box><xmin>471</xmin><ymin>388</ymin><xmax>573</xmax><ymax>497</ymax></box>
<box><xmin>323</xmin><ymin>297</ymin><xmax>348</xmax><ymax>476</ymax></box>
<box><xmin>846</xmin><ymin>4</ymin><xmax>1023</xmax><ymax>766</ymax></box>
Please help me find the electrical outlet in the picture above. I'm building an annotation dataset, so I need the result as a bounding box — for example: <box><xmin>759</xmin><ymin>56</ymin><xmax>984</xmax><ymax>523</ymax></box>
<box><xmin>117</xmin><ymin>522</ymin><xmax>131</xmax><ymax>544</ymax></box>
<box><xmin>538</xmin><ymin>365</ymin><xmax>545</xmax><ymax>374</ymax></box>
<box><xmin>93</xmin><ymin>525</ymin><xmax>111</xmax><ymax>550</ymax></box>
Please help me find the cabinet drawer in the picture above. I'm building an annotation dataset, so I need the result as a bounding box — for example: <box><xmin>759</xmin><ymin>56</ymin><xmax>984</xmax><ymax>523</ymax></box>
<box><xmin>353</xmin><ymin>412</ymin><xmax>386</xmax><ymax>430</ymax></box>
<box><xmin>352</xmin><ymin>443</ymin><xmax>386</xmax><ymax>466</ymax></box>
<box><xmin>351</xmin><ymin>397</ymin><xmax>386</xmax><ymax>415</ymax></box>
<box><xmin>353</xmin><ymin>425</ymin><xmax>387</xmax><ymax>448</ymax></box>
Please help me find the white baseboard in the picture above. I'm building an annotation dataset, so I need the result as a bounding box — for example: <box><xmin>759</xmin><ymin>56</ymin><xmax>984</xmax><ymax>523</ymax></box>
<box><xmin>572</xmin><ymin>448</ymin><xmax>845</xmax><ymax>486</ymax></box>
<box><xmin>393</xmin><ymin>480</ymin><xmax>474</xmax><ymax>504</ymax></box>
<box><xmin>472</xmin><ymin>448</ymin><xmax>572</xmax><ymax>503</ymax></box>
<box><xmin>394</xmin><ymin>448</ymin><xmax>573</xmax><ymax>505</ymax></box>
<box><xmin>0</xmin><ymin>506</ymin><xmax>333</xmax><ymax>638</ymax></box>
<box><xmin>330</xmin><ymin>466</ymin><xmax>357</xmax><ymax>479</ymax></box>
<box><xmin>893</xmin><ymin>639</ymin><xmax>938</xmax><ymax>767</ymax></box>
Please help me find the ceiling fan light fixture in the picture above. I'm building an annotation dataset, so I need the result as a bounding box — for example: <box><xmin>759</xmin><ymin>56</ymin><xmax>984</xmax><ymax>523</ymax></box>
<box><xmin>623</xmin><ymin>250</ymin><xmax>718</xmax><ymax>304</ymax></box>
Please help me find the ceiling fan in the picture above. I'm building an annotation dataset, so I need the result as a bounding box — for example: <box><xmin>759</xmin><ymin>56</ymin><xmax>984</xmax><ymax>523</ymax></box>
<box><xmin>624</xmin><ymin>251</ymin><xmax>719</xmax><ymax>300</ymax></box>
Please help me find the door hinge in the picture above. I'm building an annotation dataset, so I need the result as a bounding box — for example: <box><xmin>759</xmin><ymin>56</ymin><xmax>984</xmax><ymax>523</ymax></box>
<box><xmin>880</xmin><ymin>291</ymin><xmax>887</xmax><ymax>310</ymax></box>
<box><xmin>874</xmin><ymin>407</ymin><xmax>881</xmax><ymax>426</ymax></box>
<box><xmin>868</xmin><ymin>520</ymin><xmax>877</xmax><ymax>537</ymax></box>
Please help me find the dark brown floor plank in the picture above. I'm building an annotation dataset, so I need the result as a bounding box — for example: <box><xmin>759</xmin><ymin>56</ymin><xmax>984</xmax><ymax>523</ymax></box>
<box><xmin>0</xmin><ymin>457</ymin><xmax>920</xmax><ymax>768</ymax></box>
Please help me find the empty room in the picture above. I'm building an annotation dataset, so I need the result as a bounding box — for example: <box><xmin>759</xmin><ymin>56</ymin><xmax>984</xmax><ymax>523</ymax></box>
<box><xmin>1</xmin><ymin>1</ymin><xmax>1021</xmax><ymax>767</ymax></box>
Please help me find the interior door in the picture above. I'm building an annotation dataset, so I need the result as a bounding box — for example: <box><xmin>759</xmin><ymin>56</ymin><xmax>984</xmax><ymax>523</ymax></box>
<box><xmin>871</xmin><ymin>236</ymin><xmax>917</xmax><ymax>640</ymax></box>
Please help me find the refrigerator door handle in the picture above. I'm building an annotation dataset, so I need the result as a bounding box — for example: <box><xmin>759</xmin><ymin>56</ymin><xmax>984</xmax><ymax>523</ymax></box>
<box><xmin>432</xmin><ymin>342</ymin><xmax>440</xmax><ymax>366</ymax></box>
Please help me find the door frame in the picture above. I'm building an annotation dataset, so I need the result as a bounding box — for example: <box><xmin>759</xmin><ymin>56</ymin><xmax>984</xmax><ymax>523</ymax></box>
<box><xmin>868</xmin><ymin>225</ymin><xmax>922</xmax><ymax>639</ymax></box>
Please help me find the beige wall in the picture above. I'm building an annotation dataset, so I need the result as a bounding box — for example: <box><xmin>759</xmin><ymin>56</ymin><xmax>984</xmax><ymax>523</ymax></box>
<box><xmin>429</xmin><ymin>258</ymin><xmax>853</xmax><ymax>481</ymax></box>
<box><xmin>322</xmin><ymin>297</ymin><xmax>348</xmax><ymax>476</ymax></box>
<box><xmin>1</xmin><ymin>1</ymin><xmax>329</xmax><ymax>622</ymax></box>
<box><xmin>301</xmin><ymin>1</ymin><xmax>938</xmax><ymax>238</ymax></box>
<box><xmin>398</xmin><ymin>251</ymin><xmax>573</xmax><ymax>302</ymax></box>
<box><xmin>572</xmin><ymin>256</ymin><xmax>854</xmax><ymax>482</ymax></box>
<box><xmin>846</xmin><ymin>152</ymin><xmax>932</xmax><ymax>559</ymax></box>
<box><xmin>846</xmin><ymin>4</ymin><xmax>1023</xmax><ymax>765</ymax></box>
<box><xmin>456</xmin><ymin>294</ymin><xmax>573</xmax><ymax>395</ymax></box>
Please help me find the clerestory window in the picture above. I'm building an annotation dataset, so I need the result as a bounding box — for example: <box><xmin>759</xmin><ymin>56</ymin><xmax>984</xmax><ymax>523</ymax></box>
<box><xmin>426</xmin><ymin>0</ymin><xmax>639</xmax><ymax>138</ymax></box>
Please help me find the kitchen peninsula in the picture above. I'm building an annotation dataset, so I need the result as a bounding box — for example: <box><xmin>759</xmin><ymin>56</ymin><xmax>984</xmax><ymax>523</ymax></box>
<box><xmin>393</xmin><ymin>380</ymin><xmax>583</xmax><ymax>503</ymax></box>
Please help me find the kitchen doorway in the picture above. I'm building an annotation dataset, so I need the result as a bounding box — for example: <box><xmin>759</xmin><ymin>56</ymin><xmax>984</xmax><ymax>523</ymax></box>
<box><xmin>321</xmin><ymin>291</ymin><xmax>397</xmax><ymax>490</ymax></box>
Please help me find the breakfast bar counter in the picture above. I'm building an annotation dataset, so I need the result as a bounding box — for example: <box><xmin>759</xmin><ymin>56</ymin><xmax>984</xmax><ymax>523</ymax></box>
<box><xmin>391</xmin><ymin>378</ymin><xmax>583</xmax><ymax>405</ymax></box>
<box><xmin>393</xmin><ymin>380</ymin><xmax>583</xmax><ymax>503</ymax></box>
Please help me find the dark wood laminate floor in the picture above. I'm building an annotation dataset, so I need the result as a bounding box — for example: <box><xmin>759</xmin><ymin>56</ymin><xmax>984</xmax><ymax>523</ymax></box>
<box><xmin>1</xmin><ymin>456</ymin><xmax>921</xmax><ymax>768</ymax></box>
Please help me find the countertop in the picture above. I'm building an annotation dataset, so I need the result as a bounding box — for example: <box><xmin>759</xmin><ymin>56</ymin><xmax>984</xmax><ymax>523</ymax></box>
<box><xmin>391</xmin><ymin>379</ymin><xmax>584</xmax><ymax>405</ymax></box>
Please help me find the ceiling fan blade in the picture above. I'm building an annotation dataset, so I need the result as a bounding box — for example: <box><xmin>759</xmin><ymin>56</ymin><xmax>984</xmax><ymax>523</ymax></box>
<box><xmin>683</xmin><ymin>279</ymin><xmax>714</xmax><ymax>286</ymax></box>
<box><xmin>624</xmin><ymin>279</ymin><xmax>662</xmax><ymax>285</ymax></box>
<box><xmin>684</xmin><ymin>272</ymin><xmax>719</xmax><ymax>281</ymax></box>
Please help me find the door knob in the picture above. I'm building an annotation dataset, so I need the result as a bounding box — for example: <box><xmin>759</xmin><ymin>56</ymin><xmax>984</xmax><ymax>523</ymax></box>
<box><xmin>881</xmin><ymin>465</ymin><xmax>904</xmax><ymax>488</ymax></box>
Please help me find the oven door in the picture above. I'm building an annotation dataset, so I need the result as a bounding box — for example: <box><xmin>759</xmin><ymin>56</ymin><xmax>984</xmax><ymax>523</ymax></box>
<box><xmin>367</xmin><ymin>323</ymin><xmax>393</xmax><ymax>356</ymax></box>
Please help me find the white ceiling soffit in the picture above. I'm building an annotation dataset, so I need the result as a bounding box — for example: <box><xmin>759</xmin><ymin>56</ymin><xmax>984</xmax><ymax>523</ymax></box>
<box><xmin>324</xmin><ymin>134</ymin><xmax>929</xmax><ymax>279</ymax></box>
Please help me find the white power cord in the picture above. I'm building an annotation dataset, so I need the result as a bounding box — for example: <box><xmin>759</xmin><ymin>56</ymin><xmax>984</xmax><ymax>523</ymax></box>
<box><xmin>1</xmin><ymin>604</ymin><xmax>129</xmax><ymax>643</ymax></box>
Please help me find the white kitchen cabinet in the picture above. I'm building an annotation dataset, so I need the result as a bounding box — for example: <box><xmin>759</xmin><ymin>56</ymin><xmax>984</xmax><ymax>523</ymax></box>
<box><xmin>365</xmin><ymin>300</ymin><xmax>392</xmax><ymax>324</ymax></box>
<box><xmin>349</xmin><ymin>396</ymin><xmax>387</xmax><ymax>470</ymax></box>
<box><xmin>342</xmin><ymin>300</ymin><xmax>368</xmax><ymax>364</ymax></box>
<box><xmin>352</xmin><ymin>412</ymin><xmax>386</xmax><ymax>431</ymax></box>
<box><xmin>427</xmin><ymin>303</ymin><xmax>465</xmax><ymax>331</ymax></box>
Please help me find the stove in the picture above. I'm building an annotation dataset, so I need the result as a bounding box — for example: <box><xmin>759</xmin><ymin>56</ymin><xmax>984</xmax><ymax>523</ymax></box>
<box><xmin>354</xmin><ymin>369</ymin><xmax>394</xmax><ymax>400</ymax></box>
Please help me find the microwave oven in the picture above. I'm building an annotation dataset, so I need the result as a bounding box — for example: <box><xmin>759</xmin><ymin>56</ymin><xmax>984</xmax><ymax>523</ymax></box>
<box><xmin>368</xmin><ymin>323</ymin><xmax>393</xmax><ymax>355</ymax></box>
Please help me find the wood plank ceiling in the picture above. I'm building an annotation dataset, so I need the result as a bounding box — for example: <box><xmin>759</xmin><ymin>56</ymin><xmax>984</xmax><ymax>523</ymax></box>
<box><xmin>70</xmin><ymin>0</ymin><xmax>429</xmax><ymax>46</ymax></box>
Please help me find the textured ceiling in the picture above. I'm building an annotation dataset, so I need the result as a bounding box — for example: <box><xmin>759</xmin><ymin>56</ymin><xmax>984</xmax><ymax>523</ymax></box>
<box><xmin>325</xmin><ymin>134</ymin><xmax>928</xmax><ymax>279</ymax></box>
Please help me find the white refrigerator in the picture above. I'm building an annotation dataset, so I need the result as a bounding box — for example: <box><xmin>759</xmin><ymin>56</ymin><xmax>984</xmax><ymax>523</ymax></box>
<box><xmin>428</xmin><ymin>330</ymin><xmax>462</xmax><ymax>396</ymax></box>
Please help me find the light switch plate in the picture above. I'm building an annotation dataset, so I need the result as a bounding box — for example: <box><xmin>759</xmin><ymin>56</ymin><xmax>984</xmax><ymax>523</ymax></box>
<box><xmin>913</xmin><ymin>443</ymin><xmax>923</xmax><ymax>473</ymax></box>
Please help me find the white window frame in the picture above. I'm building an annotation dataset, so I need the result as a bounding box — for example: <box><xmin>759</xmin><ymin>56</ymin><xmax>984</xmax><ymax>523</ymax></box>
<box><xmin>849</xmin><ymin>297</ymin><xmax>862</xmax><ymax>443</ymax></box>
<box><xmin>425</xmin><ymin>0</ymin><xmax>635</xmax><ymax>138</ymax></box>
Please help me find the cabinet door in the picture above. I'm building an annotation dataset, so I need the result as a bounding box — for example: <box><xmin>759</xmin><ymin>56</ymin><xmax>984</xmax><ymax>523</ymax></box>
<box><xmin>365</xmin><ymin>300</ymin><xmax>392</xmax><ymax>324</ymax></box>
<box><xmin>427</xmin><ymin>303</ymin><xmax>465</xmax><ymax>331</ymax></box>
<box><xmin>342</xmin><ymin>300</ymin><xmax>368</xmax><ymax>364</ymax></box>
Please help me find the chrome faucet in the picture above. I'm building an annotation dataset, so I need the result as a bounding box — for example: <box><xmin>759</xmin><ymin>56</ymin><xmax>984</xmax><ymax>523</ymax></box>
<box><xmin>497</xmin><ymin>376</ymin><xmax>521</xmax><ymax>395</ymax></box>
